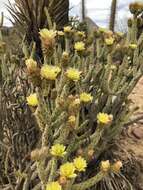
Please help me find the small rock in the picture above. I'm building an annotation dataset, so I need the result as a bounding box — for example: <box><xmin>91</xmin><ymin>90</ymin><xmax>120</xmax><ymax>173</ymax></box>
<box><xmin>132</xmin><ymin>128</ymin><xmax>143</xmax><ymax>139</ymax></box>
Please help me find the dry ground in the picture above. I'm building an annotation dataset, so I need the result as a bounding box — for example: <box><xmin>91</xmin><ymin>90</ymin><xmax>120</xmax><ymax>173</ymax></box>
<box><xmin>114</xmin><ymin>77</ymin><xmax>143</xmax><ymax>190</ymax></box>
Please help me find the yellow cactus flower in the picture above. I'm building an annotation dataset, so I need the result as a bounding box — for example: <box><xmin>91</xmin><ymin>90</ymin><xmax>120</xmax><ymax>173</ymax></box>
<box><xmin>116</xmin><ymin>32</ymin><xmax>124</xmax><ymax>37</ymax></box>
<box><xmin>74</xmin><ymin>41</ymin><xmax>85</xmax><ymax>52</ymax></box>
<box><xmin>73</xmin><ymin>156</ymin><xmax>87</xmax><ymax>172</ymax></box>
<box><xmin>99</xmin><ymin>27</ymin><xmax>107</xmax><ymax>33</ymax></box>
<box><xmin>66</xmin><ymin>68</ymin><xmax>81</xmax><ymax>81</ymax></box>
<box><xmin>60</xmin><ymin>162</ymin><xmax>77</xmax><ymax>178</ymax></box>
<box><xmin>25</xmin><ymin>58</ymin><xmax>37</xmax><ymax>72</ymax></box>
<box><xmin>26</xmin><ymin>93</ymin><xmax>38</xmax><ymax>107</ymax></box>
<box><xmin>68</xmin><ymin>115</ymin><xmax>76</xmax><ymax>128</ymax></box>
<box><xmin>111</xmin><ymin>161</ymin><xmax>122</xmax><ymax>173</ymax></box>
<box><xmin>68</xmin><ymin>115</ymin><xmax>76</xmax><ymax>123</ymax></box>
<box><xmin>80</xmin><ymin>93</ymin><xmax>93</xmax><ymax>103</ymax></box>
<box><xmin>76</xmin><ymin>31</ymin><xmax>86</xmax><ymax>38</ymax></box>
<box><xmin>57</xmin><ymin>31</ymin><xmax>64</xmax><ymax>36</ymax></box>
<box><xmin>39</xmin><ymin>29</ymin><xmax>56</xmax><ymax>55</ymax></box>
<box><xmin>39</xmin><ymin>29</ymin><xmax>56</xmax><ymax>40</ymax></box>
<box><xmin>62</xmin><ymin>52</ymin><xmax>69</xmax><ymax>62</ymax></box>
<box><xmin>105</xmin><ymin>37</ymin><xmax>114</xmax><ymax>46</ymax></box>
<box><xmin>129</xmin><ymin>43</ymin><xmax>137</xmax><ymax>50</ymax></box>
<box><xmin>62</xmin><ymin>51</ymin><xmax>69</xmax><ymax>58</ymax></box>
<box><xmin>46</xmin><ymin>182</ymin><xmax>62</xmax><ymax>190</ymax></box>
<box><xmin>100</xmin><ymin>160</ymin><xmax>110</xmax><ymax>172</ymax></box>
<box><xmin>97</xmin><ymin>112</ymin><xmax>113</xmax><ymax>125</ymax></box>
<box><xmin>50</xmin><ymin>144</ymin><xmax>66</xmax><ymax>157</ymax></box>
<box><xmin>41</xmin><ymin>65</ymin><xmax>61</xmax><ymax>80</ymax></box>
<box><xmin>64</xmin><ymin>26</ymin><xmax>72</xmax><ymax>33</ymax></box>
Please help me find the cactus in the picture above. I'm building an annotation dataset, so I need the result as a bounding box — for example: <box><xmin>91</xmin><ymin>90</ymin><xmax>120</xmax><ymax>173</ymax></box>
<box><xmin>109</xmin><ymin>0</ymin><xmax>117</xmax><ymax>31</ymax></box>
<box><xmin>1</xmin><ymin>2</ymin><xmax>143</xmax><ymax>190</ymax></box>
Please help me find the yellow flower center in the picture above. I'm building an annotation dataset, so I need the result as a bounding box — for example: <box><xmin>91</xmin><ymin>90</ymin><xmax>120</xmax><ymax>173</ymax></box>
<box><xmin>100</xmin><ymin>160</ymin><xmax>110</xmax><ymax>172</ymax></box>
<box><xmin>50</xmin><ymin>144</ymin><xmax>66</xmax><ymax>157</ymax></box>
<box><xmin>25</xmin><ymin>58</ymin><xmax>37</xmax><ymax>71</ymax></box>
<box><xmin>105</xmin><ymin>37</ymin><xmax>114</xmax><ymax>46</ymax></box>
<box><xmin>76</xmin><ymin>31</ymin><xmax>86</xmax><ymax>38</ymax></box>
<box><xmin>39</xmin><ymin>29</ymin><xmax>57</xmax><ymax>40</ymax></box>
<box><xmin>97</xmin><ymin>112</ymin><xmax>113</xmax><ymax>125</ymax></box>
<box><xmin>46</xmin><ymin>182</ymin><xmax>62</xmax><ymax>190</ymax></box>
<box><xmin>73</xmin><ymin>156</ymin><xmax>87</xmax><ymax>172</ymax></box>
<box><xmin>129</xmin><ymin>43</ymin><xmax>137</xmax><ymax>50</ymax></box>
<box><xmin>57</xmin><ymin>31</ymin><xmax>64</xmax><ymax>36</ymax></box>
<box><xmin>26</xmin><ymin>93</ymin><xmax>38</xmax><ymax>107</ymax></box>
<box><xmin>60</xmin><ymin>162</ymin><xmax>77</xmax><ymax>178</ymax></box>
<box><xmin>80</xmin><ymin>93</ymin><xmax>93</xmax><ymax>103</ymax></box>
<box><xmin>64</xmin><ymin>26</ymin><xmax>72</xmax><ymax>33</ymax></box>
<box><xmin>66</xmin><ymin>68</ymin><xmax>81</xmax><ymax>81</ymax></box>
<box><xmin>74</xmin><ymin>41</ymin><xmax>85</xmax><ymax>51</ymax></box>
<box><xmin>41</xmin><ymin>65</ymin><xmax>61</xmax><ymax>80</ymax></box>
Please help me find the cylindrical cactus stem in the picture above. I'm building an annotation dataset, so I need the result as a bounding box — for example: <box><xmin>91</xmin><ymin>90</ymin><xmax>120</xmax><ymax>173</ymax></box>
<box><xmin>131</xmin><ymin>16</ymin><xmax>138</xmax><ymax>43</ymax></box>
<box><xmin>48</xmin><ymin>157</ymin><xmax>57</xmax><ymax>182</ymax></box>
<box><xmin>65</xmin><ymin>38</ymin><xmax>70</xmax><ymax>53</ymax></box>
<box><xmin>52</xmin><ymin>111</ymin><xmax>68</xmax><ymax>129</ymax></box>
<box><xmin>44</xmin><ymin>7</ymin><xmax>53</xmax><ymax>30</ymax></box>
<box><xmin>36</xmin><ymin>161</ymin><xmax>47</xmax><ymax>190</ymax></box>
<box><xmin>109</xmin><ymin>0</ymin><xmax>117</xmax><ymax>31</ymax></box>
<box><xmin>42</xmin><ymin>124</ymin><xmax>51</xmax><ymax>147</ymax></box>
<box><xmin>71</xmin><ymin>171</ymin><xmax>106</xmax><ymax>190</ymax></box>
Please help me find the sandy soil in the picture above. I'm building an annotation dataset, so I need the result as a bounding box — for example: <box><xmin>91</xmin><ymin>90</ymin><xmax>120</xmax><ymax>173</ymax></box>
<box><xmin>129</xmin><ymin>77</ymin><xmax>143</xmax><ymax>112</ymax></box>
<box><xmin>116</xmin><ymin>77</ymin><xmax>143</xmax><ymax>190</ymax></box>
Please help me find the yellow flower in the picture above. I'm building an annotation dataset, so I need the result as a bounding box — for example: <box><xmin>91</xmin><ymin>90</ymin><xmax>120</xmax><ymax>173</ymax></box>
<box><xmin>100</xmin><ymin>160</ymin><xmax>110</xmax><ymax>172</ymax></box>
<box><xmin>62</xmin><ymin>52</ymin><xmax>69</xmax><ymax>61</ymax></box>
<box><xmin>76</xmin><ymin>31</ymin><xmax>86</xmax><ymax>38</ymax></box>
<box><xmin>46</xmin><ymin>182</ymin><xmax>62</xmax><ymax>190</ymax></box>
<box><xmin>60</xmin><ymin>162</ymin><xmax>77</xmax><ymax>178</ymax></box>
<box><xmin>80</xmin><ymin>93</ymin><xmax>93</xmax><ymax>103</ymax></box>
<box><xmin>116</xmin><ymin>32</ymin><xmax>124</xmax><ymax>37</ymax></box>
<box><xmin>25</xmin><ymin>58</ymin><xmax>37</xmax><ymax>72</ymax></box>
<box><xmin>41</xmin><ymin>65</ymin><xmax>61</xmax><ymax>80</ymax></box>
<box><xmin>105</xmin><ymin>37</ymin><xmax>114</xmax><ymax>46</ymax></box>
<box><xmin>64</xmin><ymin>26</ymin><xmax>72</xmax><ymax>33</ymax></box>
<box><xmin>66</xmin><ymin>68</ymin><xmax>81</xmax><ymax>81</ymax></box>
<box><xmin>99</xmin><ymin>27</ymin><xmax>107</xmax><ymax>33</ymax></box>
<box><xmin>73</xmin><ymin>156</ymin><xmax>87</xmax><ymax>172</ymax></box>
<box><xmin>39</xmin><ymin>29</ymin><xmax>56</xmax><ymax>40</ymax></box>
<box><xmin>68</xmin><ymin>116</ymin><xmax>76</xmax><ymax>128</ymax></box>
<box><xmin>74</xmin><ymin>41</ymin><xmax>85</xmax><ymax>51</ymax></box>
<box><xmin>111</xmin><ymin>161</ymin><xmax>122</xmax><ymax>173</ymax></box>
<box><xmin>57</xmin><ymin>31</ymin><xmax>64</xmax><ymax>36</ymax></box>
<box><xmin>97</xmin><ymin>112</ymin><xmax>113</xmax><ymax>125</ymax></box>
<box><xmin>50</xmin><ymin>144</ymin><xmax>66</xmax><ymax>157</ymax></box>
<box><xmin>62</xmin><ymin>51</ymin><xmax>69</xmax><ymax>57</ymax></box>
<box><xmin>26</xmin><ymin>93</ymin><xmax>38</xmax><ymax>107</ymax></box>
<box><xmin>68</xmin><ymin>115</ymin><xmax>76</xmax><ymax>123</ymax></box>
<box><xmin>129</xmin><ymin>43</ymin><xmax>137</xmax><ymax>50</ymax></box>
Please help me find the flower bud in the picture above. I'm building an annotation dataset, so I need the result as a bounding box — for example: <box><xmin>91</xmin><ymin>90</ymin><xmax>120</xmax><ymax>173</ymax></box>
<box><xmin>58</xmin><ymin>176</ymin><xmax>67</xmax><ymax>185</ymax></box>
<box><xmin>100</xmin><ymin>160</ymin><xmax>111</xmax><ymax>172</ymax></box>
<box><xmin>111</xmin><ymin>161</ymin><xmax>123</xmax><ymax>173</ymax></box>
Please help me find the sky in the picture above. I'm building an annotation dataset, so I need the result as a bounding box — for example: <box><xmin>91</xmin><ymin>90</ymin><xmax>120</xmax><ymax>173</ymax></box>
<box><xmin>0</xmin><ymin>0</ymin><xmax>139</xmax><ymax>27</ymax></box>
